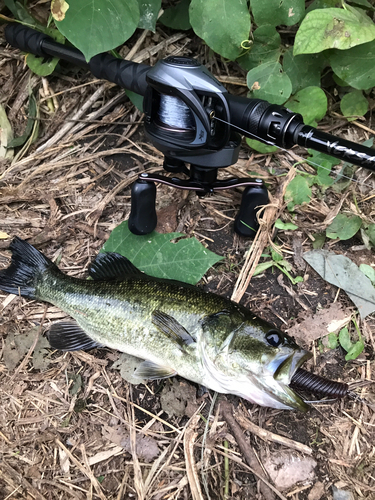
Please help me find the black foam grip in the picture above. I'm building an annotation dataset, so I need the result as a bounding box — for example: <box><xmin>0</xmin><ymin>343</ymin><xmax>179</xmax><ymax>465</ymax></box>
<box><xmin>89</xmin><ymin>53</ymin><xmax>150</xmax><ymax>96</ymax></box>
<box><xmin>5</xmin><ymin>23</ymin><xmax>50</xmax><ymax>57</ymax></box>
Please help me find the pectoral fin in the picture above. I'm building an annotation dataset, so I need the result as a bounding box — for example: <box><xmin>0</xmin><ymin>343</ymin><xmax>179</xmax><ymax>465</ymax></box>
<box><xmin>152</xmin><ymin>310</ymin><xmax>195</xmax><ymax>351</ymax></box>
<box><xmin>48</xmin><ymin>322</ymin><xmax>102</xmax><ymax>351</ymax></box>
<box><xmin>133</xmin><ymin>360</ymin><xmax>176</xmax><ymax>380</ymax></box>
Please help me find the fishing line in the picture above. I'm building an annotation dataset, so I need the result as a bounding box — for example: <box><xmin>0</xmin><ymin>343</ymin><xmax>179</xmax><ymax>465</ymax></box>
<box><xmin>158</xmin><ymin>95</ymin><xmax>195</xmax><ymax>130</ymax></box>
<box><xmin>213</xmin><ymin>116</ymin><xmax>374</xmax><ymax>189</ymax></box>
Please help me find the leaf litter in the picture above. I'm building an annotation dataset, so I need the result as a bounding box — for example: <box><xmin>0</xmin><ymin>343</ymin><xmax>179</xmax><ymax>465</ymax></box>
<box><xmin>0</xmin><ymin>19</ymin><xmax>374</xmax><ymax>500</ymax></box>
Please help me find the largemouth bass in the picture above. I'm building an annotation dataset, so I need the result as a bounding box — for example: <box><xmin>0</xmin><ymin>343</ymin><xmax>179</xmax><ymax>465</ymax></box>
<box><xmin>0</xmin><ymin>237</ymin><xmax>312</xmax><ymax>411</ymax></box>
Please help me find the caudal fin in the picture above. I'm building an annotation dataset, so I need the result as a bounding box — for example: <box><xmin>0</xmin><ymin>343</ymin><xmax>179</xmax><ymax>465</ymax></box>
<box><xmin>0</xmin><ymin>237</ymin><xmax>58</xmax><ymax>299</ymax></box>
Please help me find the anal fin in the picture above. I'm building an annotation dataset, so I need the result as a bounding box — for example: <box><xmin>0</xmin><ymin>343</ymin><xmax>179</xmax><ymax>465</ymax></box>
<box><xmin>133</xmin><ymin>360</ymin><xmax>176</xmax><ymax>380</ymax></box>
<box><xmin>48</xmin><ymin>322</ymin><xmax>102</xmax><ymax>351</ymax></box>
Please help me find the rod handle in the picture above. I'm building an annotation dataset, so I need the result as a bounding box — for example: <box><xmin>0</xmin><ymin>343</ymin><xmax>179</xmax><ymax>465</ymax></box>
<box><xmin>128</xmin><ymin>179</ymin><xmax>157</xmax><ymax>235</ymax></box>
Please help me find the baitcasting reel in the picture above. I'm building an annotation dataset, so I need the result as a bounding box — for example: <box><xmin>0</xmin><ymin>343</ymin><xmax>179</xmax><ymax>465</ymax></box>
<box><xmin>5</xmin><ymin>24</ymin><xmax>375</xmax><ymax>236</ymax></box>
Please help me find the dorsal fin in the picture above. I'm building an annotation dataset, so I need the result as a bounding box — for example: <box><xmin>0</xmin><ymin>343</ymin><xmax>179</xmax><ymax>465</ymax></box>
<box><xmin>88</xmin><ymin>252</ymin><xmax>144</xmax><ymax>281</ymax></box>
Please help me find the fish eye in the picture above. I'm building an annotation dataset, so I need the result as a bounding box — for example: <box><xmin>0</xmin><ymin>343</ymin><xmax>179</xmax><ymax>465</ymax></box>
<box><xmin>266</xmin><ymin>330</ymin><xmax>283</xmax><ymax>347</ymax></box>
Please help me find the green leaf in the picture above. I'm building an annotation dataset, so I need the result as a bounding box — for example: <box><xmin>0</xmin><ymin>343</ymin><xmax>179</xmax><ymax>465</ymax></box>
<box><xmin>238</xmin><ymin>25</ymin><xmax>281</xmax><ymax>71</ymax></box>
<box><xmin>345</xmin><ymin>340</ymin><xmax>364</xmax><ymax>360</ymax></box>
<box><xmin>284</xmin><ymin>175</ymin><xmax>312</xmax><ymax>210</ymax></box>
<box><xmin>340</xmin><ymin>90</ymin><xmax>369</xmax><ymax>121</ymax></box>
<box><xmin>307</xmin><ymin>149</ymin><xmax>340</xmax><ymax>187</ymax></box>
<box><xmin>282</xmin><ymin>48</ymin><xmax>323</xmax><ymax>94</ymax></box>
<box><xmin>189</xmin><ymin>0</ymin><xmax>251</xmax><ymax>60</ymax></box>
<box><xmin>247</xmin><ymin>62</ymin><xmax>292</xmax><ymax>105</ymax></box>
<box><xmin>285</xmin><ymin>87</ymin><xmax>327</xmax><ymax>127</ymax></box>
<box><xmin>101</xmin><ymin>221</ymin><xmax>223</xmax><ymax>285</ymax></box>
<box><xmin>328</xmin><ymin>332</ymin><xmax>338</xmax><ymax>349</ymax></box>
<box><xmin>330</xmin><ymin>39</ymin><xmax>375</xmax><ymax>90</ymax></box>
<box><xmin>326</xmin><ymin>213</ymin><xmax>362</xmax><ymax>240</ymax></box>
<box><xmin>250</xmin><ymin>0</ymin><xmax>305</xmax><ymax>27</ymax></box>
<box><xmin>137</xmin><ymin>0</ymin><xmax>161</xmax><ymax>31</ymax></box>
<box><xmin>294</xmin><ymin>7</ymin><xmax>375</xmax><ymax>55</ymax></box>
<box><xmin>359</xmin><ymin>264</ymin><xmax>375</xmax><ymax>285</ymax></box>
<box><xmin>306</xmin><ymin>0</ymin><xmax>340</xmax><ymax>12</ymax></box>
<box><xmin>26</xmin><ymin>27</ymin><xmax>65</xmax><ymax>77</ymax></box>
<box><xmin>125</xmin><ymin>90</ymin><xmax>144</xmax><ymax>112</ymax></box>
<box><xmin>271</xmin><ymin>247</ymin><xmax>283</xmax><ymax>262</ymax></box>
<box><xmin>366</xmin><ymin>223</ymin><xmax>375</xmax><ymax>246</ymax></box>
<box><xmin>55</xmin><ymin>0</ymin><xmax>140</xmax><ymax>61</ymax></box>
<box><xmin>253</xmin><ymin>261</ymin><xmax>274</xmax><ymax>276</ymax></box>
<box><xmin>274</xmin><ymin>219</ymin><xmax>298</xmax><ymax>230</ymax></box>
<box><xmin>159</xmin><ymin>0</ymin><xmax>191</xmax><ymax>30</ymax></box>
<box><xmin>245</xmin><ymin>138</ymin><xmax>278</xmax><ymax>154</ymax></box>
<box><xmin>312</xmin><ymin>232</ymin><xmax>326</xmax><ymax>249</ymax></box>
<box><xmin>339</xmin><ymin>326</ymin><xmax>352</xmax><ymax>351</ymax></box>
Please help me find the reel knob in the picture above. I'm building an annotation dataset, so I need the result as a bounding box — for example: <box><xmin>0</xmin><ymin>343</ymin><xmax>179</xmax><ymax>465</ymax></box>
<box><xmin>234</xmin><ymin>182</ymin><xmax>269</xmax><ymax>237</ymax></box>
<box><xmin>128</xmin><ymin>176</ymin><xmax>157</xmax><ymax>235</ymax></box>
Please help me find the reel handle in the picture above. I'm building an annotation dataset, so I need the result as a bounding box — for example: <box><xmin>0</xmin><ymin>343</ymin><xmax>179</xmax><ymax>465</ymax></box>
<box><xmin>5</xmin><ymin>24</ymin><xmax>150</xmax><ymax>96</ymax></box>
<box><xmin>234</xmin><ymin>183</ymin><xmax>269</xmax><ymax>237</ymax></box>
<box><xmin>128</xmin><ymin>177</ymin><xmax>157</xmax><ymax>235</ymax></box>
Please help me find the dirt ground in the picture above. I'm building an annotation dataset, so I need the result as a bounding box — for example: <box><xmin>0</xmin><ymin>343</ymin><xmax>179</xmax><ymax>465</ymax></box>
<box><xmin>0</xmin><ymin>21</ymin><xmax>374</xmax><ymax>500</ymax></box>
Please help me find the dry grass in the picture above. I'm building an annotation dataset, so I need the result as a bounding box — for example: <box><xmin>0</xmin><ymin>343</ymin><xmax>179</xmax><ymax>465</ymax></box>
<box><xmin>0</xmin><ymin>22</ymin><xmax>374</xmax><ymax>500</ymax></box>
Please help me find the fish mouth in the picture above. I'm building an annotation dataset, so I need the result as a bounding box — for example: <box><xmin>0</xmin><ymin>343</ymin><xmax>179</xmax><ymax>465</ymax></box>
<box><xmin>274</xmin><ymin>350</ymin><xmax>313</xmax><ymax>385</ymax></box>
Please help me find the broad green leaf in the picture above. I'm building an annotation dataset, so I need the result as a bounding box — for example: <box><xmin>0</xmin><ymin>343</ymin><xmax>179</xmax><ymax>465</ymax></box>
<box><xmin>189</xmin><ymin>0</ymin><xmax>251</xmax><ymax>60</ymax></box>
<box><xmin>247</xmin><ymin>62</ymin><xmax>292</xmax><ymax>105</ymax></box>
<box><xmin>328</xmin><ymin>332</ymin><xmax>338</xmax><ymax>349</ymax></box>
<box><xmin>271</xmin><ymin>247</ymin><xmax>283</xmax><ymax>262</ymax></box>
<box><xmin>4</xmin><ymin>0</ymin><xmax>36</xmax><ymax>24</ymax></box>
<box><xmin>101</xmin><ymin>221</ymin><xmax>223</xmax><ymax>285</ymax></box>
<box><xmin>274</xmin><ymin>219</ymin><xmax>298</xmax><ymax>230</ymax></box>
<box><xmin>245</xmin><ymin>138</ymin><xmax>278</xmax><ymax>154</ymax></box>
<box><xmin>359</xmin><ymin>264</ymin><xmax>375</xmax><ymax>285</ymax></box>
<box><xmin>339</xmin><ymin>326</ymin><xmax>352</xmax><ymax>351</ymax></box>
<box><xmin>137</xmin><ymin>0</ymin><xmax>161</xmax><ymax>31</ymax></box>
<box><xmin>55</xmin><ymin>0</ymin><xmax>140</xmax><ymax>61</ymax></box>
<box><xmin>304</xmin><ymin>249</ymin><xmax>375</xmax><ymax>318</ymax></box>
<box><xmin>294</xmin><ymin>7</ymin><xmax>375</xmax><ymax>55</ymax></box>
<box><xmin>340</xmin><ymin>90</ymin><xmax>369</xmax><ymax>121</ymax></box>
<box><xmin>330</xmin><ymin>39</ymin><xmax>375</xmax><ymax>90</ymax></box>
<box><xmin>283</xmin><ymin>48</ymin><xmax>323</xmax><ymax>94</ymax></box>
<box><xmin>307</xmin><ymin>149</ymin><xmax>340</xmax><ymax>187</ymax></box>
<box><xmin>366</xmin><ymin>223</ymin><xmax>375</xmax><ymax>246</ymax></box>
<box><xmin>326</xmin><ymin>213</ymin><xmax>362</xmax><ymax>240</ymax></box>
<box><xmin>250</xmin><ymin>0</ymin><xmax>305</xmax><ymax>27</ymax></box>
<box><xmin>285</xmin><ymin>87</ymin><xmax>327</xmax><ymax>127</ymax></box>
<box><xmin>285</xmin><ymin>175</ymin><xmax>312</xmax><ymax>210</ymax></box>
<box><xmin>238</xmin><ymin>25</ymin><xmax>281</xmax><ymax>71</ymax></box>
<box><xmin>159</xmin><ymin>0</ymin><xmax>191</xmax><ymax>30</ymax></box>
<box><xmin>345</xmin><ymin>340</ymin><xmax>365</xmax><ymax>360</ymax></box>
<box><xmin>306</xmin><ymin>0</ymin><xmax>340</xmax><ymax>12</ymax></box>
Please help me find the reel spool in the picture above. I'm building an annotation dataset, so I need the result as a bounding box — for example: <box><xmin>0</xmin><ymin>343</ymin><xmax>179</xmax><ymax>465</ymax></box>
<box><xmin>157</xmin><ymin>95</ymin><xmax>195</xmax><ymax>131</ymax></box>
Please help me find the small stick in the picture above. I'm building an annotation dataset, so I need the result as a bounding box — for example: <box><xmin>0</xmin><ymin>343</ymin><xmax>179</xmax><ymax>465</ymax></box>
<box><xmin>221</xmin><ymin>400</ymin><xmax>276</xmax><ymax>500</ymax></box>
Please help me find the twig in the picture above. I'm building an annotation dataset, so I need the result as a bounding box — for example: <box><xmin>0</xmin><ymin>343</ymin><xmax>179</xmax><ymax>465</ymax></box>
<box><xmin>184</xmin><ymin>414</ymin><xmax>204</xmax><ymax>500</ymax></box>
<box><xmin>221</xmin><ymin>400</ymin><xmax>276</xmax><ymax>500</ymax></box>
<box><xmin>231</xmin><ymin>167</ymin><xmax>296</xmax><ymax>303</ymax></box>
<box><xmin>236</xmin><ymin>411</ymin><xmax>312</xmax><ymax>455</ymax></box>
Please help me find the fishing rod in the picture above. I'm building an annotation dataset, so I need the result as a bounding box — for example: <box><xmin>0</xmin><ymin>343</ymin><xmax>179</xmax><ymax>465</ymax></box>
<box><xmin>5</xmin><ymin>24</ymin><xmax>375</xmax><ymax>237</ymax></box>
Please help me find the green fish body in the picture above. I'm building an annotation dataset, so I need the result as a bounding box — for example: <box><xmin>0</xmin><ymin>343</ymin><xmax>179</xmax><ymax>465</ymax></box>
<box><xmin>0</xmin><ymin>237</ymin><xmax>311</xmax><ymax>411</ymax></box>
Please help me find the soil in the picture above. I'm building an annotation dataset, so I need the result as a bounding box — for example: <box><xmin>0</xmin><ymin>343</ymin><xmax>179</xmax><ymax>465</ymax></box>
<box><xmin>0</xmin><ymin>20</ymin><xmax>374</xmax><ymax>500</ymax></box>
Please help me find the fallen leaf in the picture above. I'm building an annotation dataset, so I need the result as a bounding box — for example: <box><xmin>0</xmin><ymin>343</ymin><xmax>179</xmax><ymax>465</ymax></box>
<box><xmin>0</xmin><ymin>231</ymin><xmax>10</xmax><ymax>239</ymax></box>
<box><xmin>111</xmin><ymin>352</ymin><xmax>146</xmax><ymax>384</ymax></box>
<box><xmin>0</xmin><ymin>103</ymin><xmax>13</xmax><ymax>160</ymax></box>
<box><xmin>51</xmin><ymin>0</ymin><xmax>69</xmax><ymax>21</ymax></box>
<box><xmin>263</xmin><ymin>451</ymin><xmax>316</xmax><ymax>491</ymax></box>
<box><xmin>102</xmin><ymin>425</ymin><xmax>159</xmax><ymax>462</ymax></box>
<box><xmin>304</xmin><ymin>250</ymin><xmax>375</xmax><ymax>319</ymax></box>
<box><xmin>160</xmin><ymin>379</ymin><xmax>199</xmax><ymax>418</ymax></box>
<box><xmin>288</xmin><ymin>302</ymin><xmax>351</xmax><ymax>345</ymax></box>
